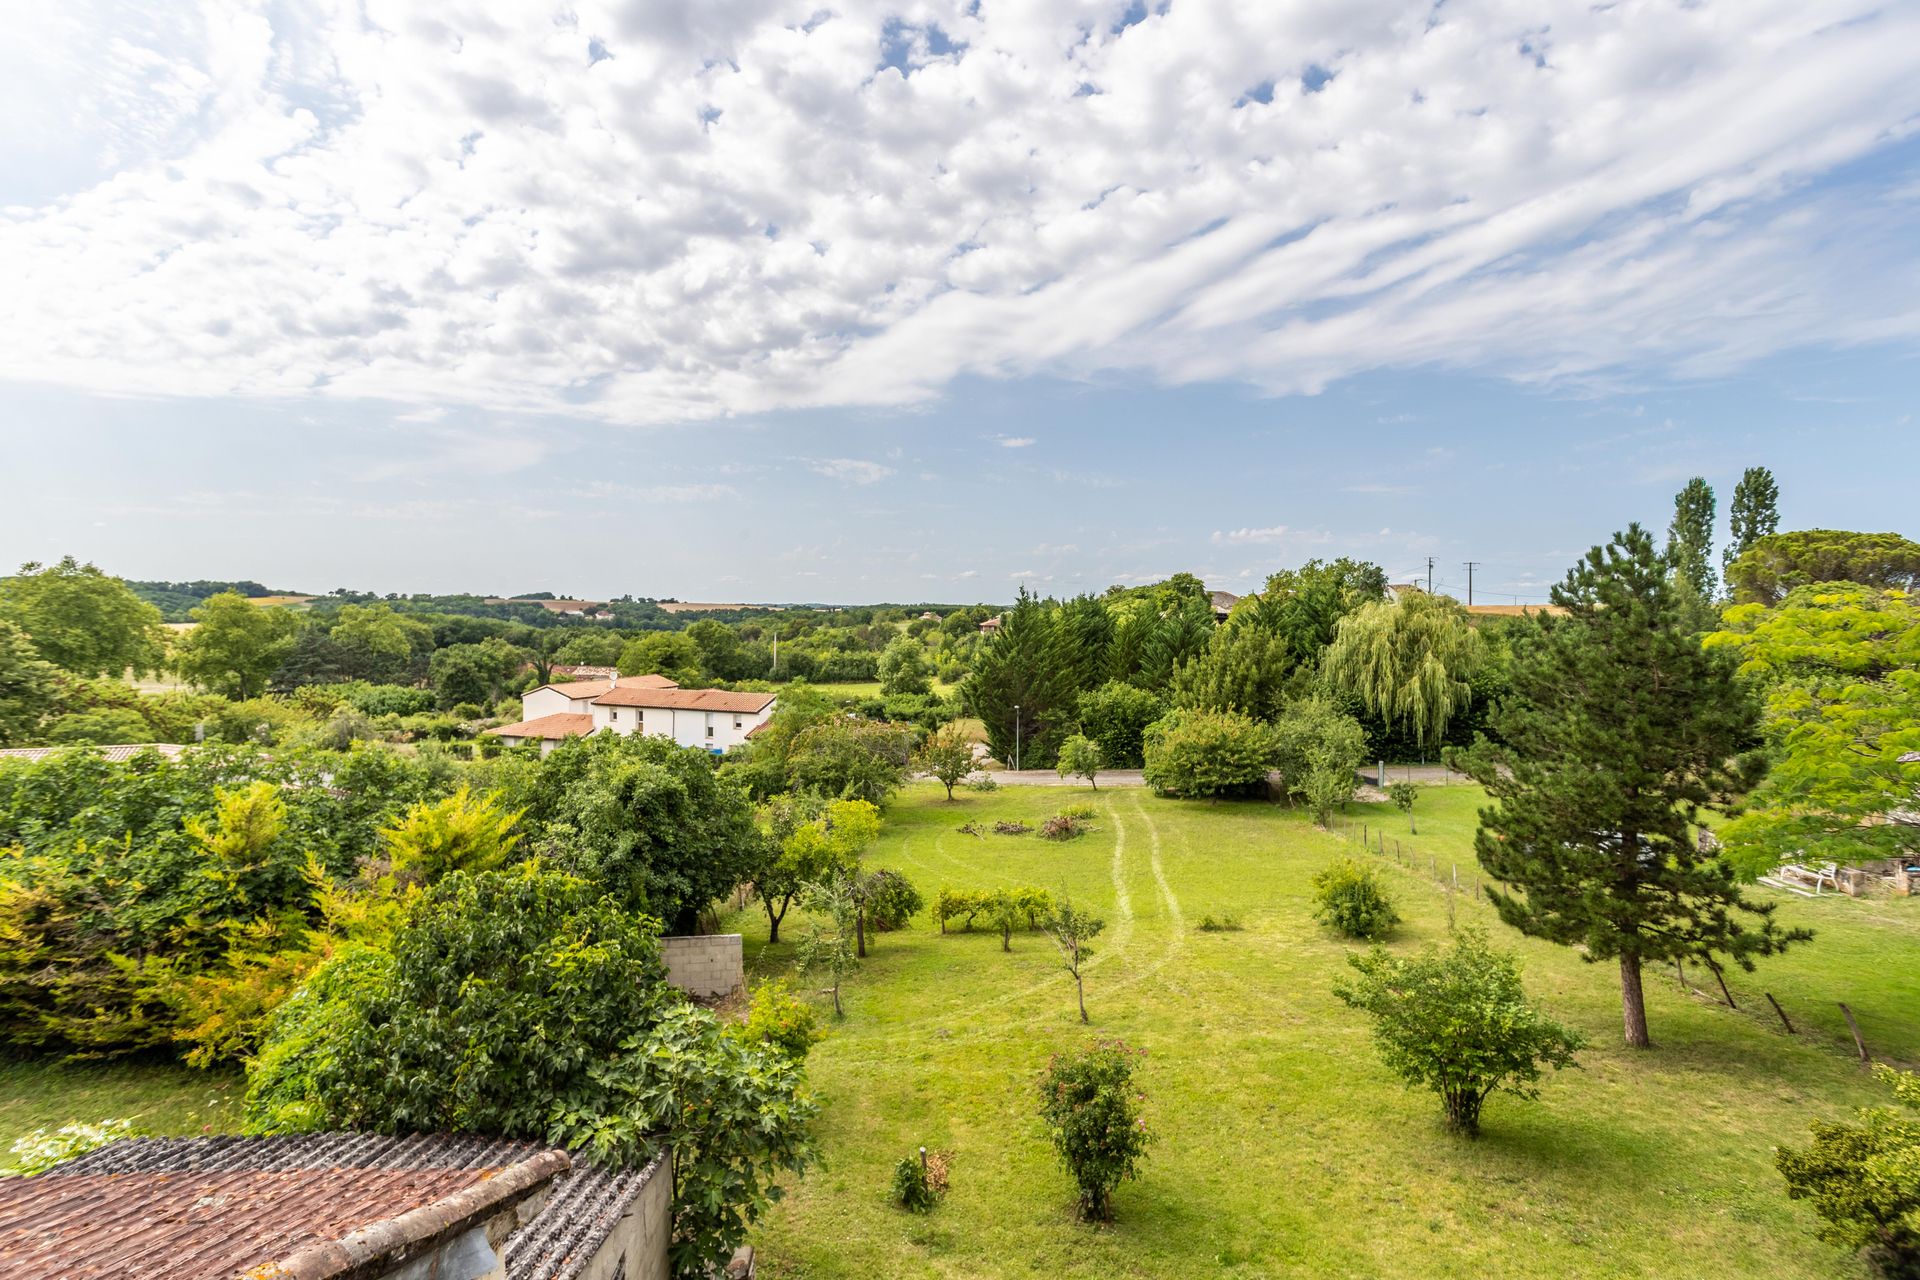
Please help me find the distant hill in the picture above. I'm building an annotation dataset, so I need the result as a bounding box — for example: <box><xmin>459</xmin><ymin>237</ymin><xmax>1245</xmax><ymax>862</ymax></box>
<box><xmin>129</xmin><ymin>580</ymin><xmax>305</xmax><ymax>622</ymax></box>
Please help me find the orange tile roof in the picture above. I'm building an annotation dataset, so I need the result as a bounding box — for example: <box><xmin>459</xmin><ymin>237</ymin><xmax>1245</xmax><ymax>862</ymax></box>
<box><xmin>534</xmin><ymin>674</ymin><xmax>681</xmax><ymax>701</ymax></box>
<box><xmin>593</xmin><ymin>687</ymin><xmax>776</xmax><ymax>713</ymax></box>
<box><xmin>486</xmin><ymin>713</ymin><xmax>597</xmax><ymax>740</ymax></box>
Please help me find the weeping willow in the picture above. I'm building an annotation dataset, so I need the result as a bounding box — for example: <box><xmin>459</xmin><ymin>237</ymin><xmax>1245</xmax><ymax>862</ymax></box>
<box><xmin>1322</xmin><ymin>594</ymin><xmax>1486</xmax><ymax>747</ymax></box>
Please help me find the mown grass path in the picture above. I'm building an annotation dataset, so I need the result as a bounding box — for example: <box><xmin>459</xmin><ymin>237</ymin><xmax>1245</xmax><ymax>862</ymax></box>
<box><xmin>730</xmin><ymin>782</ymin><xmax>1916</xmax><ymax>1280</ymax></box>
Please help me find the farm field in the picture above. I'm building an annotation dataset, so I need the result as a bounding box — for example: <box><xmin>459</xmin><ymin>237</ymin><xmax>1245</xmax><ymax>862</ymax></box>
<box><xmin>0</xmin><ymin>1058</ymin><xmax>242</xmax><ymax>1164</ymax></box>
<box><xmin>724</xmin><ymin>782</ymin><xmax>1918</xmax><ymax>1280</ymax></box>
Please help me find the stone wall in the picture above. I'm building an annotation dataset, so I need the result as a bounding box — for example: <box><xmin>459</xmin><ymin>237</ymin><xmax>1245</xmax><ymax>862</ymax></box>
<box><xmin>660</xmin><ymin>933</ymin><xmax>743</xmax><ymax>999</ymax></box>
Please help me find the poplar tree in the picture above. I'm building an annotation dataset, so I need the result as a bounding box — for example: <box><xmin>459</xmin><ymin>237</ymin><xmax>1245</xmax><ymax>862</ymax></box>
<box><xmin>1724</xmin><ymin>466</ymin><xmax>1780</xmax><ymax>582</ymax></box>
<box><xmin>1666</xmin><ymin>477</ymin><xmax>1717</xmax><ymax>601</ymax></box>
<box><xmin>1454</xmin><ymin>524</ymin><xmax>1806</xmax><ymax>1049</ymax></box>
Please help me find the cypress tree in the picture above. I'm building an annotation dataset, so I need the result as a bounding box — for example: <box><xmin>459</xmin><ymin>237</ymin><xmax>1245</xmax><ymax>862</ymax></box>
<box><xmin>1666</xmin><ymin>477</ymin><xmax>1717</xmax><ymax>601</ymax></box>
<box><xmin>962</xmin><ymin>587</ymin><xmax>1075</xmax><ymax>768</ymax></box>
<box><xmin>1454</xmin><ymin>524</ymin><xmax>1806</xmax><ymax>1049</ymax></box>
<box><xmin>1724</xmin><ymin>466</ymin><xmax>1780</xmax><ymax>583</ymax></box>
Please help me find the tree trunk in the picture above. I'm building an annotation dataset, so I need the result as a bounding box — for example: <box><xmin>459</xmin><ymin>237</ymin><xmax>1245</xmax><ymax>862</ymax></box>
<box><xmin>856</xmin><ymin>906</ymin><xmax>866</xmax><ymax>959</ymax></box>
<box><xmin>1075</xmin><ymin>972</ymin><xmax>1088</xmax><ymax>1023</ymax></box>
<box><xmin>1620</xmin><ymin>952</ymin><xmax>1651</xmax><ymax>1048</ymax></box>
<box><xmin>765</xmin><ymin>899</ymin><xmax>786</xmax><ymax>944</ymax></box>
<box><xmin>831</xmin><ymin>978</ymin><xmax>843</xmax><ymax>1019</ymax></box>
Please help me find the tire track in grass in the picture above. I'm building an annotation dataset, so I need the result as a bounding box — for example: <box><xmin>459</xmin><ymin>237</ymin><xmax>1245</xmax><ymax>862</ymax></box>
<box><xmin>1132</xmin><ymin>790</ymin><xmax>1185</xmax><ymax>940</ymax></box>
<box><xmin>1100</xmin><ymin>793</ymin><xmax>1135</xmax><ymax>964</ymax></box>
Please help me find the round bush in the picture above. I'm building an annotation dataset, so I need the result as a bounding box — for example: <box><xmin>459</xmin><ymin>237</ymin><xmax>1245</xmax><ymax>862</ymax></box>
<box><xmin>1310</xmin><ymin>857</ymin><xmax>1400</xmax><ymax>940</ymax></box>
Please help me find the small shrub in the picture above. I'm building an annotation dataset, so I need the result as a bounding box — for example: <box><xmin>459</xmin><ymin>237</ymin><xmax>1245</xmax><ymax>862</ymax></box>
<box><xmin>993</xmin><ymin>819</ymin><xmax>1031</xmax><ymax>835</ymax></box>
<box><xmin>891</xmin><ymin>1149</ymin><xmax>951</xmax><ymax>1213</ymax></box>
<box><xmin>1037</xmin><ymin>1041</ymin><xmax>1153</xmax><ymax>1221</ymax></box>
<box><xmin>8</xmin><ymin>1119</ymin><xmax>141</xmax><ymax>1175</ymax></box>
<box><xmin>1388</xmin><ymin>780</ymin><xmax>1421</xmax><ymax>833</ymax></box>
<box><xmin>1776</xmin><ymin>1065</ymin><xmax>1920</xmax><ymax>1279</ymax></box>
<box><xmin>1142</xmin><ymin>709</ymin><xmax>1277</xmax><ymax>798</ymax></box>
<box><xmin>864</xmin><ymin>869</ymin><xmax>924</xmax><ymax>932</ymax></box>
<box><xmin>732</xmin><ymin>978</ymin><xmax>823</xmax><ymax>1063</ymax></box>
<box><xmin>956</xmin><ymin>821</ymin><xmax>986</xmax><ymax>837</ymax></box>
<box><xmin>1196</xmin><ymin>913</ymin><xmax>1243</xmax><ymax>932</ymax></box>
<box><xmin>1310</xmin><ymin>858</ymin><xmax>1400</xmax><ymax>940</ymax></box>
<box><xmin>1059</xmin><ymin>803</ymin><xmax>1098</xmax><ymax>820</ymax></box>
<box><xmin>966</xmin><ymin>774</ymin><xmax>1000</xmax><ymax>792</ymax></box>
<box><xmin>1334</xmin><ymin>927</ymin><xmax>1583</xmax><ymax>1136</ymax></box>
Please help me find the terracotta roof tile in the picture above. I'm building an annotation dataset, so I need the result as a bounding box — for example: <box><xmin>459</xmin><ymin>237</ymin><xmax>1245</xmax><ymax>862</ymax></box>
<box><xmin>486</xmin><ymin>713</ymin><xmax>596</xmax><ymax>740</ymax></box>
<box><xmin>591</xmin><ymin>688</ymin><xmax>776</xmax><ymax>713</ymax></box>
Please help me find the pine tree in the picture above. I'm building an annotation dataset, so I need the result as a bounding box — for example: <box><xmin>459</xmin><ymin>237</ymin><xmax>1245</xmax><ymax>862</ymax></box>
<box><xmin>1454</xmin><ymin>524</ymin><xmax>1806</xmax><ymax>1049</ymax></box>
<box><xmin>1666</xmin><ymin>478</ymin><xmax>1717</xmax><ymax>601</ymax></box>
<box><xmin>1724</xmin><ymin>466</ymin><xmax>1780</xmax><ymax>583</ymax></box>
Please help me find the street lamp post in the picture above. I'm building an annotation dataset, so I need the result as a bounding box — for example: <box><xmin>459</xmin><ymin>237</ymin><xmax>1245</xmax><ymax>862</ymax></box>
<box><xmin>1013</xmin><ymin>704</ymin><xmax>1021</xmax><ymax>772</ymax></box>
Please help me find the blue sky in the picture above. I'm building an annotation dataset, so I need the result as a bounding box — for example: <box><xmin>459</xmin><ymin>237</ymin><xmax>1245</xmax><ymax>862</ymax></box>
<box><xmin>1</xmin><ymin>2</ymin><xmax>1916</xmax><ymax>603</ymax></box>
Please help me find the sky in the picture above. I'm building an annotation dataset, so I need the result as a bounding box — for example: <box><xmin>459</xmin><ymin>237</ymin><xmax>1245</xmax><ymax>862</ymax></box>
<box><xmin>1</xmin><ymin>0</ymin><xmax>1916</xmax><ymax>604</ymax></box>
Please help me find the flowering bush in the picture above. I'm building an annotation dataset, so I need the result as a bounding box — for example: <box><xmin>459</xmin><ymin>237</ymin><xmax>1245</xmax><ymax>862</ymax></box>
<box><xmin>1036</xmin><ymin>1041</ymin><xmax>1153</xmax><ymax>1221</ymax></box>
<box><xmin>1310</xmin><ymin>858</ymin><xmax>1400</xmax><ymax>941</ymax></box>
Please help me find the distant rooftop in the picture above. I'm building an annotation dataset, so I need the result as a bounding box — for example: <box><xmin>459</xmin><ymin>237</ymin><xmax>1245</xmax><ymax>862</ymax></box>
<box><xmin>0</xmin><ymin>743</ymin><xmax>186</xmax><ymax>765</ymax></box>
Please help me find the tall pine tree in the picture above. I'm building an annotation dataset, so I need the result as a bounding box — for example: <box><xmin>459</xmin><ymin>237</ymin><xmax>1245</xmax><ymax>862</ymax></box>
<box><xmin>1724</xmin><ymin>465</ymin><xmax>1780</xmax><ymax>583</ymax></box>
<box><xmin>1666</xmin><ymin>477</ymin><xmax>1717</xmax><ymax>601</ymax></box>
<box><xmin>1454</xmin><ymin>524</ymin><xmax>1805</xmax><ymax>1048</ymax></box>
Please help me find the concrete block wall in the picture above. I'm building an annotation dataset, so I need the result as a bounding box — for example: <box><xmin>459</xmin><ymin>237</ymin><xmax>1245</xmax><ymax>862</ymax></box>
<box><xmin>661</xmin><ymin>934</ymin><xmax>743</xmax><ymax>999</ymax></box>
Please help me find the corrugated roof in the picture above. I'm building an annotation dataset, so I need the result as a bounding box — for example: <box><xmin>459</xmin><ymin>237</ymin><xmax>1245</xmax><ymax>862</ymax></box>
<box><xmin>485</xmin><ymin>713</ymin><xmax>597</xmax><ymax>740</ymax></box>
<box><xmin>592</xmin><ymin>687</ymin><xmax>775</xmax><ymax>713</ymax></box>
<box><xmin>0</xmin><ymin>1133</ymin><xmax>596</xmax><ymax>1280</ymax></box>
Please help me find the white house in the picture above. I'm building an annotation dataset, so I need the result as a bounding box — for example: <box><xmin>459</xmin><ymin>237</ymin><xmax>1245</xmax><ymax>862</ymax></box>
<box><xmin>488</xmin><ymin>674</ymin><xmax>777</xmax><ymax>756</ymax></box>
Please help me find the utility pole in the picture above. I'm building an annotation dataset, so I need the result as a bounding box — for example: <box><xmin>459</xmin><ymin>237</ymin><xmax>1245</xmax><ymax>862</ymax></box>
<box><xmin>1462</xmin><ymin>561</ymin><xmax>1481</xmax><ymax>606</ymax></box>
<box><xmin>1426</xmin><ymin>557</ymin><xmax>1434</xmax><ymax>593</ymax></box>
<box><xmin>1013</xmin><ymin>704</ymin><xmax>1022</xmax><ymax>772</ymax></box>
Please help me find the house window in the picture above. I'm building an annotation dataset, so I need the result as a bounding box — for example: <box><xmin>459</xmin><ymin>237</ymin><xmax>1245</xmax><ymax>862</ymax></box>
<box><xmin>733</xmin><ymin>716</ymin><xmax>742</xmax><ymax>729</ymax></box>
<box><xmin>705</xmin><ymin>713</ymin><xmax>715</xmax><ymax>738</ymax></box>
<box><xmin>609</xmin><ymin>709</ymin><xmax>619</xmax><ymax>721</ymax></box>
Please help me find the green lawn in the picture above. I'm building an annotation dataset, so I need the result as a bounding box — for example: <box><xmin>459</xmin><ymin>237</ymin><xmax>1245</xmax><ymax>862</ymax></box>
<box><xmin>0</xmin><ymin>1058</ymin><xmax>242</xmax><ymax>1168</ymax></box>
<box><xmin>722</xmin><ymin>782</ymin><xmax>1917</xmax><ymax>1280</ymax></box>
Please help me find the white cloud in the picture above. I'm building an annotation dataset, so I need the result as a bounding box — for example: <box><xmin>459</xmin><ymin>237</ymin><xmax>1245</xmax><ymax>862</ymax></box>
<box><xmin>807</xmin><ymin>457</ymin><xmax>893</xmax><ymax>485</ymax></box>
<box><xmin>992</xmin><ymin>435</ymin><xmax>1036</xmax><ymax>448</ymax></box>
<box><xmin>1212</xmin><ymin>526</ymin><xmax>1290</xmax><ymax>545</ymax></box>
<box><xmin>2</xmin><ymin>1</ymin><xmax>1918</xmax><ymax>423</ymax></box>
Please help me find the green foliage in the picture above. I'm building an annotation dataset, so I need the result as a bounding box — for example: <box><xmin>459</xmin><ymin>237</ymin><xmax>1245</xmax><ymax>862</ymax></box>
<box><xmin>1775</xmin><ymin>1066</ymin><xmax>1920</xmax><ymax>1279</ymax></box>
<box><xmin>327</xmin><ymin>604</ymin><xmax>433</xmax><ymax>684</ymax></box>
<box><xmin>1044</xmin><ymin>892</ymin><xmax>1104</xmax><ymax>1023</ymax></box>
<box><xmin>1271</xmin><ymin>698</ymin><xmax>1368</xmax><ymax>824</ymax></box>
<box><xmin>1725</xmin><ymin>466</ymin><xmax>1781</xmax><ymax>583</ymax></box>
<box><xmin>911</xmin><ymin>722</ymin><xmax>976</xmax><ymax>799</ymax></box>
<box><xmin>0</xmin><ymin>621</ymin><xmax>59</xmax><ymax>745</ymax></box>
<box><xmin>963</xmin><ymin>588</ymin><xmax>1077</xmax><ymax>769</ymax></box>
<box><xmin>1322</xmin><ymin>594</ymin><xmax>1485</xmax><ymax>749</ymax></box>
<box><xmin>172</xmin><ymin>593</ymin><xmax>297</xmax><ymax>699</ymax></box>
<box><xmin>787</xmin><ymin>717</ymin><xmax>914</xmax><ymax>805</ymax></box>
<box><xmin>1727</xmin><ymin>529</ymin><xmax>1920</xmax><ymax>606</ymax></box>
<box><xmin>1036</xmin><ymin>1041</ymin><xmax>1153</xmax><ymax>1221</ymax></box>
<box><xmin>878</xmin><ymin>636</ymin><xmax>933</xmax><ymax>696</ymax></box>
<box><xmin>1666</xmin><ymin>476</ymin><xmax>1718</xmax><ymax>601</ymax></box>
<box><xmin>1171</xmin><ymin>623</ymin><xmax>1294</xmax><ymax>721</ymax></box>
<box><xmin>732</xmin><ymin>977</ymin><xmax>824</xmax><ymax>1064</ymax></box>
<box><xmin>1387</xmin><ymin>780</ymin><xmax>1421</xmax><ymax>832</ymax></box>
<box><xmin>428</xmin><ymin>637</ymin><xmax>529</xmax><ymax>710</ymax></box>
<box><xmin>861</xmin><ymin>868</ymin><xmax>923</xmax><ymax>933</ymax></box>
<box><xmin>1075</xmin><ymin>680</ymin><xmax>1165</xmax><ymax>769</ymax></box>
<box><xmin>933</xmin><ymin>886</ymin><xmax>1051</xmax><ymax>936</ymax></box>
<box><xmin>618</xmin><ymin>631</ymin><xmax>704</xmax><ymax>684</ymax></box>
<box><xmin>1142</xmin><ymin>708</ymin><xmax>1276</xmax><ymax>798</ymax></box>
<box><xmin>1709</xmin><ymin>584</ymin><xmax>1919</xmax><ymax>876</ymax></box>
<box><xmin>379</xmin><ymin>784</ymin><xmax>523</xmax><ymax>886</ymax></box>
<box><xmin>1227</xmin><ymin>558</ymin><xmax>1387</xmax><ymax>670</ymax></box>
<box><xmin>1453</xmin><ymin>524</ymin><xmax>1803</xmax><ymax>1048</ymax></box>
<box><xmin>1134</xmin><ymin>593</ymin><xmax>1217</xmax><ymax>691</ymax></box>
<box><xmin>7</xmin><ymin>1118</ymin><xmax>141</xmax><ymax>1174</ymax></box>
<box><xmin>1055</xmin><ymin>733</ymin><xmax>1103</xmax><ymax>789</ymax></box>
<box><xmin>797</xmin><ymin>873</ymin><xmax>861</xmax><ymax>1019</ymax></box>
<box><xmin>1310</xmin><ymin>858</ymin><xmax>1400</xmax><ymax>940</ymax></box>
<box><xmin>539</xmin><ymin>731</ymin><xmax>762</xmax><ymax>933</ymax></box>
<box><xmin>44</xmin><ymin>706</ymin><xmax>152</xmax><ymax>744</ymax></box>
<box><xmin>1333</xmin><ymin>928</ymin><xmax>1583</xmax><ymax>1136</ymax></box>
<box><xmin>892</xmin><ymin>1152</ymin><xmax>940</xmax><ymax>1213</ymax></box>
<box><xmin>0</xmin><ymin>557</ymin><xmax>166</xmax><ymax>678</ymax></box>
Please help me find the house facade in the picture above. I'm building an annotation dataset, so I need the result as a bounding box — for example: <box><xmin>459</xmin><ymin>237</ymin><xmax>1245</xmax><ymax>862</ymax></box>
<box><xmin>490</xmin><ymin>674</ymin><xmax>777</xmax><ymax>755</ymax></box>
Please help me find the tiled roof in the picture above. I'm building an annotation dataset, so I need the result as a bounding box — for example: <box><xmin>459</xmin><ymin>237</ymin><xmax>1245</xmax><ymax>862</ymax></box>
<box><xmin>0</xmin><ymin>744</ymin><xmax>186</xmax><ymax>765</ymax></box>
<box><xmin>486</xmin><ymin>713</ymin><xmax>597</xmax><ymax>740</ymax></box>
<box><xmin>592</xmin><ymin>687</ymin><xmax>776</xmax><ymax>713</ymax></box>
<box><xmin>536</xmin><ymin>674</ymin><xmax>681</xmax><ymax>701</ymax></box>
<box><xmin>0</xmin><ymin>1132</ymin><xmax>658</xmax><ymax>1280</ymax></box>
<box><xmin>549</xmin><ymin>664</ymin><xmax>619</xmax><ymax>680</ymax></box>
